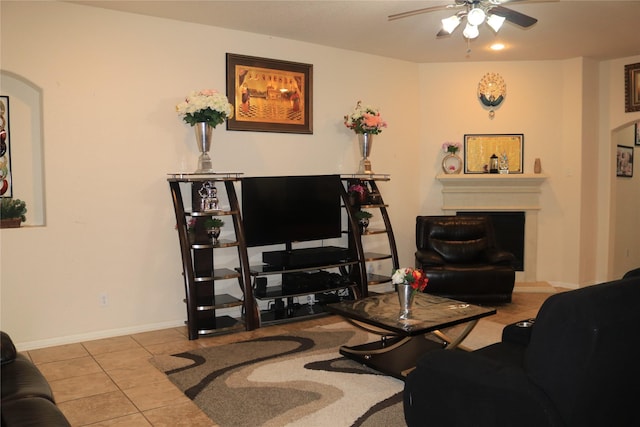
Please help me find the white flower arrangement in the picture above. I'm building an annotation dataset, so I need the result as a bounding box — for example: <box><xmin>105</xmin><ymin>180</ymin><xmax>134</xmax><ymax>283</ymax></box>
<box><xmin>176</xmin><ymin>89</ymin><xmax>234</xmax><ymax>128</ymax></box>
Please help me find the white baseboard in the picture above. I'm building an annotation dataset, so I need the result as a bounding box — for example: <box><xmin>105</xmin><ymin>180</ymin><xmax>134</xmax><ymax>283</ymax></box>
<box><xmin>15</xmin><ymin>319</ymin><xmax>186</xmax><ymax>351</ymax></box>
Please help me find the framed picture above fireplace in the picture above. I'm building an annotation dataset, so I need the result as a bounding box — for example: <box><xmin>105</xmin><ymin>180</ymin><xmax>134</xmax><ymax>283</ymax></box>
<box><xmin>464</xmin><ymin>134</ymin><xmax>524</xmax><ymax>174</ymax></box>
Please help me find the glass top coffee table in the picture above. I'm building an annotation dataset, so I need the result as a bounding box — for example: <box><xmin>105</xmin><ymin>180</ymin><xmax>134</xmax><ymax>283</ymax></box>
<box><xmin>327</xmin><ymin>292</ymin><xmax>496</xmax><ymax>379</ymax></box>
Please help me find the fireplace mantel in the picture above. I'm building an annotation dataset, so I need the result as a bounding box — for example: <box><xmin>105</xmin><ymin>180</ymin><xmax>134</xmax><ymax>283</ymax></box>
<box><xmin>437</xmin><ymin>173</ymin><xmax>547</xmax><ymax>282</ymax></box>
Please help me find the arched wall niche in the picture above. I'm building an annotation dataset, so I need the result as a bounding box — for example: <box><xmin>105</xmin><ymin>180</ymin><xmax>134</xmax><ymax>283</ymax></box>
<box><xmin>610</xmin><ymin>120</ymin><xmax>640</xmax><ymax>278</ymax></box>
<box><xmin>0</xmin><ymin>70</ymin><xmax>46</xmax><ymax>225</ymax></box>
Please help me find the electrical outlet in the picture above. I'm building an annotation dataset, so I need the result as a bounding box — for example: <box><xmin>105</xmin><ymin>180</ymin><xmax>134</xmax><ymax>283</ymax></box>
<box><xmin>99</xmin><ymin>293</ymin><xmax>108</xmax><ymax>307</ymax></box>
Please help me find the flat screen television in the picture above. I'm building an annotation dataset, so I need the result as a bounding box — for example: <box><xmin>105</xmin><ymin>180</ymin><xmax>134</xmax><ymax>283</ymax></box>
<box><xmin>241</xmin><ymin>175</ymin><xmax>342</xmax><ymax>247</ymax></box>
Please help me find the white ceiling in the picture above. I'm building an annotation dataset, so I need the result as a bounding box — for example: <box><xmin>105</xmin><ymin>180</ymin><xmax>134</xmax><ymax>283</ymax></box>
<box><xmin>71</xmin><ymin>0</ymin><xmax>640</xmax><ymax>63</ymax></box>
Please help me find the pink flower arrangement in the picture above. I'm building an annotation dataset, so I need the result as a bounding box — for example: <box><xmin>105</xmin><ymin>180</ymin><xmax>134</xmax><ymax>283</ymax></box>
<box><xmin>348</xmin><ymin>184</ymin><xmax>366</xmax><ymax>195</ymax></box>
<box><xmin>442</xmin><ymin>142</ymin><xmax>461</xmax><ymax>154</ymax></box>
<box><xmin>344</xmin><ymin>101</ymin><xmax>388</xmax><ymax>135</ymax></box>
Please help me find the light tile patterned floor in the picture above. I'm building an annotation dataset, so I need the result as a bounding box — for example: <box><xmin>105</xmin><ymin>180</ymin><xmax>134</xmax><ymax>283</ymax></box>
<box><xmin>24</xmin><ymin>288</ymin><xmax>563</xmax><ymax>426</ymax></box>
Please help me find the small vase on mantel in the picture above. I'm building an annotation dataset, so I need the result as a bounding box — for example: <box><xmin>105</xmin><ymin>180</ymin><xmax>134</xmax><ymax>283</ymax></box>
<box><xmin>442</xmin><ymin>153</ymin><xmax>462</xmax><ymax>174</ymax></box>
<box><xmin>397</xmin><ymin>283</ymin><xmax>415</xmax><ymax>319</ymax></box>
<box><xmin>534</xmin><ymin>158</ymin><xmax>542</xmax><ymax>174</ymax></box>
<box><xmin>194</xmin><ymin>122</ymin><xmax>214</xmax><ymax>173</ymax></box>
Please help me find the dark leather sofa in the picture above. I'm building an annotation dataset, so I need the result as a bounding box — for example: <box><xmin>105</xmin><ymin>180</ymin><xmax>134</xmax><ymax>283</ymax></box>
<box><xmin>403</xmin><ymin>272</ymin><xmax>640</xmax><ymax>427</ymax></box>
<box><xmin>1</xmin><ymin>331</ymin><xmax>71</xmax><ymax>427</ymax></box>
<box><xmin>415</xmin><ymin>215</ymin><xmax>516</xmax><ymax>304</ymax></box>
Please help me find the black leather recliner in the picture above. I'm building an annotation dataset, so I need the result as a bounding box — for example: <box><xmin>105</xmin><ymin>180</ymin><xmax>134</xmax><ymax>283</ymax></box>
<box><xmin>415</xmin><ymin>215</ymin><xmax>516</xmax><ymax>304</ymax></box>
<box><xmin>404</xmin><ymin>273</ymin><xmax>640</xmax><ymax>427</ymax></box>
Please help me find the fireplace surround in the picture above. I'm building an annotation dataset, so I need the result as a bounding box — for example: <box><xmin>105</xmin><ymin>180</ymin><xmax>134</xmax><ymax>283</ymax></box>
<box><xmin>437</xmin><ymin>174</ymin><xmax>547</xmax><ymax>282</ymax></box>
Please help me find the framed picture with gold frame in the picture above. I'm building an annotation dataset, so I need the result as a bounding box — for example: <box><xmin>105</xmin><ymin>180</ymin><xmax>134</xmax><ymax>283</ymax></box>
<box><xmin>464</xmin><ymin>134</ymin><xmax>524</xmax><ymax>174</ymax></box>
<box><xmin>226</xmin><ymin>53</ymin><xmax>313</xmax><ymax>134</ymax></box>
<box><xmin>625</xmin><ymin>63</ymin><xmax>640</xmax><ymax>113</ymax></box>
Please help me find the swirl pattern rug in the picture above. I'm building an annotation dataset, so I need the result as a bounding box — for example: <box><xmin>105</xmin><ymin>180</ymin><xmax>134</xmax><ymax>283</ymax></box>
<box><xmin>151</xmin><ymin>322</ymin><xmax>406</xmax><ymax>427</ymax></box>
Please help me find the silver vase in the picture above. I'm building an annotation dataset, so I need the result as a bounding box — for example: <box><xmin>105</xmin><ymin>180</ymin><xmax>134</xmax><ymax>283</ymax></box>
<box><xmin>207</xmin><ymin>227</ymin><xmax>221</xmax><ymax>245</ymax></box>
<box><xmin>358</xmin><ymin>217</ymin><xmax>369</xmax><ymax>233</ymax></box>
<box><xmin>397</xmin><ymin>283</ymin><xmax>414</xmax><ymax>319</ymax></box>
<box><xmin>194</xmin><ymin>122</ymin><xmax>213</xmax><ymax>173</ymax></box>
<box><xmin>357</xmin><ymin>133</ymin><xmax>374</xmax><ymax>174</ymax></box>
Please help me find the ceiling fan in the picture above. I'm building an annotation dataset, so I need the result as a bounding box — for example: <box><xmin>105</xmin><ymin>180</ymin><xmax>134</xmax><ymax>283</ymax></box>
<box><xmin>388</xmin><ymin>0</ymin><xmax>547</xmax><ymax>39</ymax></box>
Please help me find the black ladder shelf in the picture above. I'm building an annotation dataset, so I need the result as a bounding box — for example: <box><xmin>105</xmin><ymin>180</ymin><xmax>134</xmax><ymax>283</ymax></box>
<box><xmin>341</xmin><ymin>174</ymin><xmax>399</xmax><ymax>297</ymax></box>
<box><xmin>168</xmin><ymin>172</ymin><xmax>258</xmax><ymax>340</ymax></box>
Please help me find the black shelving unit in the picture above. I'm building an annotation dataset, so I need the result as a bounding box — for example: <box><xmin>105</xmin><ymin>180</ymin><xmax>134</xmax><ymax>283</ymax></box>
<box><xmin>342</xmin><ymin>174</ymin><xmax>399</xmax><ymax>296</ymax></box>
<box><xmin>168</xmin><ymin>172</ymin><xmax>258</xmax><ymax>340</ymax></box>
<box><xmin>168</xmin><ymin>173</ymin><xmax>395</xmax><ymax>335</ymax></box>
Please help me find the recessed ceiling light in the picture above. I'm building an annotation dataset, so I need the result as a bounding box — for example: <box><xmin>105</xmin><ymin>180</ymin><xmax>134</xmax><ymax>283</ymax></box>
<box><xmin>490</xmin><ymin>43</ymin><xmax>505</xmax><ymax>51</ymax></box>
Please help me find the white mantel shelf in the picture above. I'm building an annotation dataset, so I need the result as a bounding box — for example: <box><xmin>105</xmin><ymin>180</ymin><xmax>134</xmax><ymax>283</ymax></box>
<box><xmin>437</xmin><ymin>173</ymin><xmax>547</xmax><ymax>187</ymax></box>
<box><xmin>437</xmin><ymin>173</ymin><xmax>547</xmax><ymax>212</ymax></box>
<box><xmin>436</xmin><ymin>173</ymin><xmax>547</xmax><ymax>282</ymax></box>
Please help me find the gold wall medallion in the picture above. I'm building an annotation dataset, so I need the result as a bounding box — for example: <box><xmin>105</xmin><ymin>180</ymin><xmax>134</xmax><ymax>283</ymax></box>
<box><xmin>478</xmin><ymin>73</ymin><xmax>506</xmax><ymax>118</ymax></box>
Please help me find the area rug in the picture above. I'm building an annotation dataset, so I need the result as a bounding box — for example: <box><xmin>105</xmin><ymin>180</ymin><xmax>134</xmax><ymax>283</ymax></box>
<box><xmin>151</xmin><ymin>322</ymin><xmax>407</xmax><ymax>427</ymax></box>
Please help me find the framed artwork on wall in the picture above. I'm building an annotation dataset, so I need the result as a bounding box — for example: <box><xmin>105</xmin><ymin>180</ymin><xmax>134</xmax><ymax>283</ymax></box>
<box><xmin>0</xmin><ymin>95</ymin><xmax>12</xmax><ymax>197</ymax></box>
<box><xmin>625</xmin><ymin>63</ymin><xmax>640</xmax><ymax>113</ymax></box>
<box><xmin>226</xmin><ymin>53</ymin><xmax>313</xmax><ymax>134</ymax></box>
<box><xmin>463</xmin><ymin>134</ymin><xmax>524</xmax><ymax>174</ymax></box>
<box><xmin>635</xmin><ymin>122</ymin><xmax>640</xmax><ymax>146</ymax></box>
<box><xmin>616</xmin><ymin>145</ymin><xmax>634</xmax><ymax>177</ymax></box>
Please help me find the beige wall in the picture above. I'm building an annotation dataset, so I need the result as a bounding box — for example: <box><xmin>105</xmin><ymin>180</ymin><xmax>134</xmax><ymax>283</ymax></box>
<box><xmin>417</xmin><ymin>59</ymin><xmax>601</xmax><ymax>286</ymax></box>
<box><xmin>0</xmin><ymin>1</ymin><xmax>420</xmax><ymax>348</ymax></box>
<box><xmin>600</xmin><ymin>57</ymin><xmax>640</xmax><ymax>279</ymax></box>
<box><xmin>1</xmin><ymin>1</ymin><xmax>638</xmax><ymax>348</ymax></box>
<box><xmin>611</xmin><ymin>123</ymin><xmax>640</xmax><ymax>277</ymax></box>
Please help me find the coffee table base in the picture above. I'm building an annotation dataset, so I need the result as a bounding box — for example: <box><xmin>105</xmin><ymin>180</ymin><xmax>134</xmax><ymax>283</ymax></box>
<box><xmin>328</xmin><ymin>293</ymin><xmax>495</xmax><ymax>380</ymax></box>
<box><xmin>339</xmin><ymin>334</ymin><xmax>447</xmax><ymax>380</ymax></box>
<box><xmin>339</xmin><ymin>319</ymin><xmax>481</xmax><ymax>380</ymax></box>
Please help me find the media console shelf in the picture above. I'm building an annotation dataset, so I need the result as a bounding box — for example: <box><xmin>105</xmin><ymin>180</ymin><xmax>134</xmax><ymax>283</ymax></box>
<box><xmin>248</xmin><ymin>259</ymin><xmax>361</xmax><ymax>326</ymax></box>
<box><xmin>168</xmin><ymin>172</ymin><xmax>258</xmax><ymax>340</ymax></box>
<box><xmin>168</xmin><ymin>173</ymin><xmax>395</xmax><ymax>336</ymax></box>
<box><xmin>341</xmin><ymin>174</ymin><xmax>399</xmax><ymax>296</ymax></box>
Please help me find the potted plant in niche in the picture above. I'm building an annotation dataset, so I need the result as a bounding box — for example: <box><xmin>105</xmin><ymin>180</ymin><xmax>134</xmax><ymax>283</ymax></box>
<box><xmin>0</xmin><ymin>198</ymin><xmax>27</xmax><ymax>228</ymax></box>
<box><xmin>354</xmin><ymin>210</ymin><xmax>373</xmax><ymax>233</ymax></box>
<box><xmin>204</xmin><ymin>217</ymin><xmax>225</xmax><ymax>245</ymax></box>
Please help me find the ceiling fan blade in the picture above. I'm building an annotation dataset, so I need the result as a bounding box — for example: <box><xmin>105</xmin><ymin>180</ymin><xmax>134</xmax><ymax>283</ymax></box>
<box><xmin>388</xmin><ymin>4</ymin><xmax>461</xmax><ymax>21</ymax></box>
<box><xmin>491</xmin><ymin>5</ymin><xmax>538</xmax><ymax>27</ymax></box>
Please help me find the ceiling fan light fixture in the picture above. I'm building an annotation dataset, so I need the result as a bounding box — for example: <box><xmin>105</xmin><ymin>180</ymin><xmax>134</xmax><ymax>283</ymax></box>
<box><xmin>487</xmin><ymin>14</ymin><xmax>506</xmax><ymax>32</ymax></box>
<box><xmin>463</xmin><ymin>23</ymin><xmax>479</xmax><ymax>39</ymax></box>
<box><xmin>467</xmin><ymin>7</ymin><xmax>486</xmax><ymax>26</ymax></box>
<box><xmin>441</xmin><ymin>15</ymin><xmax>461</xmax><ymax>34</ymax></box>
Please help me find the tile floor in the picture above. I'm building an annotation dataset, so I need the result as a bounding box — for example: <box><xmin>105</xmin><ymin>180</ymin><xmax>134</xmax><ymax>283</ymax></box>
<box><xmin>24</xmin><ymin>287</ymin><xmax>562</xmax><ymax>426</ymax></box>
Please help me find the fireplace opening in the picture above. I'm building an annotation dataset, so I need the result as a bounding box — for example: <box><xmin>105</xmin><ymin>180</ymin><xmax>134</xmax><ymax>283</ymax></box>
<box><xmin>457</xmin><ymin>211</ymin><xmax>525</xmax><ymax>271</ymax></box>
